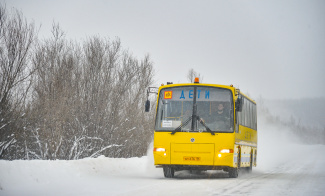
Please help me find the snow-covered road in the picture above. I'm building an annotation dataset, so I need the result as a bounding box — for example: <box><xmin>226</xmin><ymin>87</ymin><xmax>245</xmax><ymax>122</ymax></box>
<box><xmin>1</xmin><ymin>118</ymin><xmax>325</xmax><ymax>196</ymax></box>
<box><xmin>1</xmin><ymin>142</ymin><xmax>325</xmax><ymax>196</ymax></box>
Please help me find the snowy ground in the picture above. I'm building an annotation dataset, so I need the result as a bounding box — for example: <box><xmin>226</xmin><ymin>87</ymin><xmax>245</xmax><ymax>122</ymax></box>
<box><xmin>1</xmin><ymin>122</ymin><xmax>325</xmax><ymax>196</ymax></box>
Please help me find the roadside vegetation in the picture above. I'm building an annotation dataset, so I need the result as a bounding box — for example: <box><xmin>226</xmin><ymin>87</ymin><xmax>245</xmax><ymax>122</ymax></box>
<box><xmin>0</xmin><ymin>5</ymin><xmax>155</xmax><ymax>160</ymax></box>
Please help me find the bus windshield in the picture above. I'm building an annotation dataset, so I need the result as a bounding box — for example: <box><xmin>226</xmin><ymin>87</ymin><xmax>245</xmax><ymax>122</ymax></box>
<box><xmin>155</xmin><ymin>86</ymin><xmax>234</xmax><ymax>133</ymax></box>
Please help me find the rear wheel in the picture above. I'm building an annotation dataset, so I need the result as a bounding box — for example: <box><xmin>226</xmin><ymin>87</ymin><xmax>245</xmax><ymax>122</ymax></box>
<box><xmin>163</xmin><ymin>166</ymin><xmax>174</xmax><ymax>178</ymax></box>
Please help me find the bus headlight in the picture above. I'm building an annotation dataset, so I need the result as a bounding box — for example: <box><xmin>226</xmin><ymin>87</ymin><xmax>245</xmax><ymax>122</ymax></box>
<box><xmin>219</xmin><ymin>149</ymin><xmax>234</xmax><ymax>153</ymax></box>
<box><xmin>154</xmin><ymin>148</ymin><xmax>166</xmax><ymax>152</ymax></box>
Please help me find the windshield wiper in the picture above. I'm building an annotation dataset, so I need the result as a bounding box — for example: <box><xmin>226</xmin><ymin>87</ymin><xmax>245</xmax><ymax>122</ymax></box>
<box><xmin>171</xmin><ymin>116</ymin><xmax>192</xmax><ymax>135</ymax></box>
<box><xmin>197</xmin><ymin>116</ymin><xmax>215</xmax><ymax>135</ymax></box>
<box><xmin>171</xmin><ymin>115</ymin><xmax>215</xmax><ymax>136</ymax></box>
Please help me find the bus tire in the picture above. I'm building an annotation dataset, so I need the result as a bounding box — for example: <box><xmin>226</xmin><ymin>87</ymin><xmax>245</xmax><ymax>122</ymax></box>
<box><xmin>228</xmin><ymin>167</ymin><xmax>238</xmax><ymax>178</ymax></box>
<box><xmin>247</xmin><ymin>153</ymin><xmax>253</xmax><ymax>173</ymax></box>
<box><xmin>163</xmin><ymin>166</ymin><xmax>174</xmax><ymax>178</ymax></box>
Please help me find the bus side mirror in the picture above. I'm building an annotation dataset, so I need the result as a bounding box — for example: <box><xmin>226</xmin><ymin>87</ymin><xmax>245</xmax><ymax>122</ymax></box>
<box><xmin>236</xmin><ymin>97</ymin><xmax>244</xmax><ymax>112</ymax></box>
<box><xmin>145</xmin><ymin>100</ymin><xmax>150</xmax><ymax>112</ymax></box>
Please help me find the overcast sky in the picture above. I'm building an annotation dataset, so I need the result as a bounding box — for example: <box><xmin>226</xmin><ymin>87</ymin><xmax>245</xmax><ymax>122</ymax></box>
<box><xmin>4</xmin><ymin>0</ymin><xmax>325</xmax><ymax>99</ymax></box>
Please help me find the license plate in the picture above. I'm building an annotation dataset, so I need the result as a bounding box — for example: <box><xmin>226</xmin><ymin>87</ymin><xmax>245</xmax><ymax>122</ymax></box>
<box><xmin>183</xmin><ymin>157</ymin><xmax>201</xmax><ymax>161</ymax></box>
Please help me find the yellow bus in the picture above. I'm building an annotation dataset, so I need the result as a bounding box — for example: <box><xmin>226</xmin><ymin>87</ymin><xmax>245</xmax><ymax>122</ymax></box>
<box><xmin>145</xmin><ymin>78</ymin><xmax>257</xmax><ymax>178</ymax></box>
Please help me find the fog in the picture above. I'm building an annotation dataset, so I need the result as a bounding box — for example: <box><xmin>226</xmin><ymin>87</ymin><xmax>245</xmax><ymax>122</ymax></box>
<box><xmin>5</xmin><ymin>0</ymin><xmax>325</xmax><ymax>99</ymax></box>
<box><xmin>257</xmin><ymin>109</ymin><xmax>302</xmax><ymax>170</ymax></box>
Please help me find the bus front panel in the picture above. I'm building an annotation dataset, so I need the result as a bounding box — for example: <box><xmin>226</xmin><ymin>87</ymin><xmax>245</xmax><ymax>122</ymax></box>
<box><xmin>153</xmin><ymin>131</ymin><xmax>236</xmax><ymax>168</ymax></box>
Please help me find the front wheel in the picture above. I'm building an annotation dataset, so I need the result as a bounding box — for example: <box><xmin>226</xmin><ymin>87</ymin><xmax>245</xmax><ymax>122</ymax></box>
<box><xmin>246</xmin><ymin>153</ymin><xmax>253</xmax><ymax>173</ymax></box>
<box><xmin>228</xmin><ymin>167</ymin><xmax>238</xmax><ymax>178</ymax></box>
<box><xmin>163</xmin><ymin>166</ymin><xmax>175</xmax><ymax>178</ymax></box>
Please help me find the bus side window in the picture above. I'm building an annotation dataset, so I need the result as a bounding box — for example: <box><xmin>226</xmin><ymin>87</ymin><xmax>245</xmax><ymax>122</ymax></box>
<box><xmin>244</xmin><ymin>100</ymin><xmax>248</xmax><ymax>127</ymax></box>
<box><xmin>240</xmin><ymin>98</ymin><xmax>245</xmax><ymax>126</ymax></box>
<box><xmin>249</xmin><ymin>101</ymin><xmax>253</xmax><ymax>129</ymax></box>
<box><xmin>239</xmin><ymin>103</ymin><xmax>243</xmax><ymax>125</ymax></box>
<box><xmin>237</xmin><ymin>104</ymin><xmax>240</xmax><ymax>126</ymax></box>
<box><xmin>246</xmin><ymin>101</ymin><xmax>249</xmax><ymax>128</ymax></box>
<box><xmin>254</xmin><ymin>104</ymin><xmax>257</xmax><ymax>130</ymax></box>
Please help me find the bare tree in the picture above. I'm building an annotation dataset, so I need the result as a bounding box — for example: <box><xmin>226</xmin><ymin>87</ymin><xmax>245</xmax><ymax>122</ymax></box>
<box><xmin>0</xmin><ymin>5</ymin><xmax>156</xmax><ymax>160</ymax></box>
<box><xmin>0</xmin><ymin>4</ymin><xmax>36</xmax><ymax>159</ymax></box>
<box><xmin>187</xmin><ymin>68</ymin><xmax>203</xmax><ymax>83</ymax></box>
<box><xmin>26</xmin><ymin>24</ymin><xmax>155</xmax><ymax>160</ymax></box>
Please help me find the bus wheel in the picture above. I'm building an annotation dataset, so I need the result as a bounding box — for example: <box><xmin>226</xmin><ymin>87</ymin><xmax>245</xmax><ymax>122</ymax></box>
<box><xmin>228</xmin><ymin>167</ymin><xmax>238</xmax><ymax>178</ymax></box>
<box><xmin>247</xmin><ymin>154</ymin><xmax>253</xmax><ymax>173</ymax></box>
<box><xmin>163</xmin><ymin>166</ymin><xmax>174</xmax><ymax>178</ymax></box>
